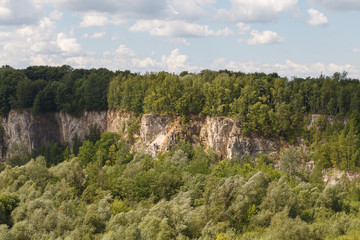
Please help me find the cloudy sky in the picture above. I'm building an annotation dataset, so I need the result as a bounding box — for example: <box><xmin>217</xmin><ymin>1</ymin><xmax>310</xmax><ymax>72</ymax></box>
<box><xmin>0</xmin><ymin>0</ymin><xmax>359</xmax><ymax>78</ymax></box>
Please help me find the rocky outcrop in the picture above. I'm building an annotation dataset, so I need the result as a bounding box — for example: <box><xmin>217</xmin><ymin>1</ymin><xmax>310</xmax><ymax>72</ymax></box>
<box><xmin>106</xmin><ymin>110</ymin><xmax>133</xmax><ymax>134</ymax></box>
<box><xmin>323</xmin><ymin>168</ymin><xmax>360</xmax><ymax>184</ymax></box>
<box><xmin>2</xmin><ymin>111</ymin><xmax>61</xmax><ymax>151</ymax></box>
<box><xmin>55</xmin><ymin>111</ymin><xmax>107</xmax><ymax>144</ymax></box>
<box><xmin>137</xmin><ymin>114</ymin><xmax>178</xmax><ymax>154</ymax></box>
<box><xmin>0</xmin><ymin>110</ymin><xmax>281</xmax><ymax>161</ymax></box>
<box><xmin>137</xmin><ymin>114</ymin><xmax>280</xmax><ymax>158</ymax></box>
<box><xmin>196</xmin><ymin>116</ymin><xmax>279</xmax><ymax>158</ymax></box>
<box><xmin>307</xmin><ymin>114</ymin><xmax>348</xmax><ymax>130</ymax></box>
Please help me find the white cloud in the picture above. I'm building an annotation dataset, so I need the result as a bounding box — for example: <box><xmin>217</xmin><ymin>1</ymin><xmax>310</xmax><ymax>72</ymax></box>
<box><xmin>0</xmin><ymin>10</ymin><xmax>87</xmax><ymax>67</ymax></box>
<box><xmin>326</xmin><ymin>63</ymin><xmax>355</xmax><ymax>73</ymax></box>
<box><xmin>237</xmin><ymin>23</ymin><xmax>251</xmax><ymax>34</ymax></box>
<box><xmin>167</xmin><ymin>38</ymin><xmax>191</xmax><ymax>46</ymax></box>
<box><xmin>311</xmin><ymin>0</ymin><xmax>360</xmax><ymax>11</ymax></box>
<box><xmin>353</xmin><ymin>48</ymin><xmax>360</xmax><ymax>53</ymax></box>
<box><xmin>0</xmin><ymin>31</ymin><xmax>11</xmax><ymax>42</ymax></box>
<box><xmin>134</xmin><ymin>57</ymin><xmax>158</xmax><ymax>69</ymax></box>
<box><xmin>0</xmin><ymin>16</ymin><xmax>60</xmax><ymax>66</ymax></box>
<box><xmin>160</xmin><ymin>48</ymin><xmax>196</xmax><ymax>72</ymax></box>
<box><xmin>49</xmin><ymin>10</ymin><xmax>63</xmax><ymax>20</ymax></box>
<box><xmin>35</xmin><ymin>0</ymin><xmax>216</xmax><ymax>22</ymax></box>
<box><xmin>167</xmin><ymin>0</ymin><xmax>216</xmax><ymax>20</ymax></box>
<box><xmin>0</xmin><ymin>7</ymin><xmax>12</xmax><ymax>19</ymax></box>
<box><xmin>64</xmin><ymin>56</ymin><xmax>97</xmax><ymax>69</ymax></box>
<box><xmin>101</xmin><ymin>45</ymin><xmax>145</xmax><ymax>70</ymax></box>
<box><xmin>195</xmin><ymin>0</ymin><xmax>215</xmax><ymax>4</ymax></box>
<box><xmin>79</xmin><ymin>12</ymin><xmax>109</xmax><ymax>27</ymax></box>
<box><xmin>247</xmin><ymin>30</ymin><xmax>284</xmax><ymax>45</ymax></box>
<box><xmin>111</xmin><ymin>34</ymin><xmax>120</xmax><ymax>41</ymax></box>
<box><xmin>56</xmin><ymin>33</ymin><xmax>82</xmax><ymax>54</ymax></box>
<box><xmin>210</xmin><ymin>58</ymin><xmax>359</xmax><ymax>78</ymax></box>
<box><xmin>0</xmin><ymin>0</ymin><xmax>42</xmax><ymax>26</ymax></box>
<box><xmin>168</xmin><ymin>0</ymin><xmax>206</xmax><ymax>19</ymax></box>
<box><xmin>36</xmin><ymin>0</ymin><xmax>170</xmax><ymax>20</ymax></box>
<box><xmin>30</xmin><ymin>54</ymin><xmax>57</xmax><ymax>66</ymax></box>
<box><xmin>210</xmin><ymin>58</ymin><xmax>227</xmax><ymax>69</ymax></box>
<box><xmin>0</xmin><ymin>12</ymin><xmax>197</xmax><ymax>73</ymax></box>
<box><xmin>307</xmin><ymin>8</ymin><xmax>328</xmax><ymax>26</ymax></box>
<box><xmin>100</xmin><ymin>45</ymin><xmax>199</xmax><ymax>72</ymax></box>
<box><xmin>111</xmin><ymin>45</ymin><xmax>136</xmax><ymax>58</ymax></box>
<box><xmin>82</xmin><ymin>32</ymin><xmax>106</xmax><ymax>39</ymax></box>
<box><xmin>129</xmin><ymin>20</ymin><xmax>233</xmax><ymax>38</ymax></box>
<box><xmin>215</xmin><ymin>0</ymin><xmax>298</xmax><ymax>23</ymax></box>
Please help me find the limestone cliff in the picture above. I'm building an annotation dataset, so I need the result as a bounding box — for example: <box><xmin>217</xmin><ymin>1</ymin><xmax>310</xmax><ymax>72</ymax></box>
<box><xmin>0</xmin><ymin>110</ymin><xmax>281</xmax><ymax>161</ymax></box>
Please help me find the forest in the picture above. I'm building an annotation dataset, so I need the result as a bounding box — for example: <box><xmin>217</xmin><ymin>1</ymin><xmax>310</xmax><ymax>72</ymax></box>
<box><xmin>1</xmin><ymin>65</ymin><xmax>360</xmax><ymax>239</ymax></box>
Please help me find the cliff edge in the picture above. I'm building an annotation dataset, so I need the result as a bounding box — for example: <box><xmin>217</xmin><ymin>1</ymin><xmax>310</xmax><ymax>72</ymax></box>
<box><xmin>0</xmin><ymin>110</ymin><xmax>281</xmax><ymax>161</ymax></box>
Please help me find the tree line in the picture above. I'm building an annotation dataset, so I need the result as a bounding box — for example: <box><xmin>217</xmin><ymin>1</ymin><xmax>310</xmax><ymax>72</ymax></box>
<box><xmin>0</xmin><ymin>65</ymin><xmax>114</xmax><ymax>115</ymax></box>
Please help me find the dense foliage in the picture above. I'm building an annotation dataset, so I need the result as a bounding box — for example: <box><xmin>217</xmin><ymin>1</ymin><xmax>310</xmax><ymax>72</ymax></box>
<box><xmin>0</xmin><ymin>65</ymin><xmax>114</xmax><ymax>115</ymax></box>
<box><xmin>0</xmin><ymin>133</ymin><xmax>360</xmax><ymax>239</ymax></box>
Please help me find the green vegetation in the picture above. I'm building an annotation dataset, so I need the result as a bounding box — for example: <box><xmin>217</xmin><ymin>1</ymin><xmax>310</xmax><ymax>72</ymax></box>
<box><xmin>0</xmin><ymin>133</ymin><xmax>360</xmax><ymax>239</ymax></box>
<box><xmin>1</xmin><ymin>65</ymin><xmax>360</xmax><ymax>238</ymax></box>
<box><xmin>0</xmin><ymin>65</ymin><xmax>114</xmax><ymax>115</ymax></box>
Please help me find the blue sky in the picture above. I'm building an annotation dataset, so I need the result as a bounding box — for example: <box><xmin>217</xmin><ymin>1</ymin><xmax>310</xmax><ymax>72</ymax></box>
<box><xmin>0</xmin><ymin>0</ymin><xmax>360</xmax><ymax>78</ymax></box>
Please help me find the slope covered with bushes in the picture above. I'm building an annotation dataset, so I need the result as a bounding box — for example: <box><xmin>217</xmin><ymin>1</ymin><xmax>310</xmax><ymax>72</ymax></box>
<box><xmin>1</xmin><ymin>132</ymin><xmax>360</xmax><ymax>239</ymax></box>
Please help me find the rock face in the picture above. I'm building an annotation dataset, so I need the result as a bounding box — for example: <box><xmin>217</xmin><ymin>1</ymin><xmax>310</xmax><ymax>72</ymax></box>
<box><xmin>0</xmin><ymin>110</ymin><xmax>281</xmax><ymax>161</ymax></box>
<box><xmin>55</xmin><ymin>111</ymin><xmax>107</xmax><ymax>144</ymax></box>
<box><xmin>137</xmin><ymin>114</ymin><xmax>178</xmax><ymax>154</ymax></box>
<box><xmin>1</xmin><ymin>111</ymin><xmax>62</xmax><ymax>152</ymax></box>
<box><xmin>195</xmin><ymin>116</ymin><xmax>279</xmax><ymax>158</ymax></box>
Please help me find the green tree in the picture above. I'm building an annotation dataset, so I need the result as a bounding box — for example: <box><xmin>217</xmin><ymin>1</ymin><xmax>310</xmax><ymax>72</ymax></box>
<box><xmin>78</xmin><ymin>140</ymin><xmax>96</xmax><ymax>165</ymax></box>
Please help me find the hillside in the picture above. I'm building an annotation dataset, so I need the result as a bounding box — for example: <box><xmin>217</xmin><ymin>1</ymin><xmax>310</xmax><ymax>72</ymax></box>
<box><xmin>1</xmin><ymin>129</ymin><xmax>360</xmax><ymax>239</ymax></box>
<box><xmin>1</xmin><ymin>66</ymin><xmax>360</xmax><ymax>239</ymax></box>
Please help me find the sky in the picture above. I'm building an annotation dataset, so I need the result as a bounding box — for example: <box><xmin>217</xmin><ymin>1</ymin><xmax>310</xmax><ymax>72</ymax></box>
<box><xmin>0</xmin><ymin>0</ymin><xmax>360</xmax><ymax>78</ymax></box>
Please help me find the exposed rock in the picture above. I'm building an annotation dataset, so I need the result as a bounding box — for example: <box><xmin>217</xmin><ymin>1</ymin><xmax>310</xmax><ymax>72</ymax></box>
<box><xmin>0</xmin><ymin>120</ymin><xmax>5</xmax><ymax>159</ymax></box>
<box><xmin>2</xmin><ymin>111</ymin><xmax>61</xmax><ymax>152</ymax></box>
<box><xmin>55</xmin><ymin>111</ymin><xmax>107</xmax><ymax>144</ymax></box>
<box><xmin>308</xmin><ymin>114</ymin><xmax>332</xmax><ymax>129</ymax></box>
<box><xmin>199</xmin><ymin>116</ymin><xmax>235</xmax><ymax>157</ymax></box>
<box><xmin>106</xmin><ymin>110</ymin><xmax>133</xmax><ymax>134</ymax></box>
<box><xmin>137</xmin><ymin>114</ymin><xmax>280</xmax><ymax>158</ymax></box>
<box><xmin>323</xmin><ymin>168</ymin><xmax>360</xmax><ymax>184</ymax></box>
<box><xmin>307</xmin><ymin>114</ymin><xmax>348</xmax><ymax>130</ymax></box>
<box><xmin>137</xmin><ymin>114</ymin><xmax>179</xmax><ymax>156</ymax></box>
<box><xmin>305</xmin><ymin>160</ymin><xmax>315</xmax><ymax>172</ymax></box>
<box><xmin>0</xmin><ymin>110</ymin><xmax>280</xmax><ymax>161</ymax></box>
<box><xmin>188</xmin><ymin>115</ymin><xmax>279</xmax><ymax>159</ymax></box>
<box><xmin>2</xmin><ymin>110</ymin><xmax>358</xmax><ymax>184</ymax></box>
<box><xmin>0</xmin><ymin>110</ymin><xmax>109</xmax><ymax>160</ymax></box>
